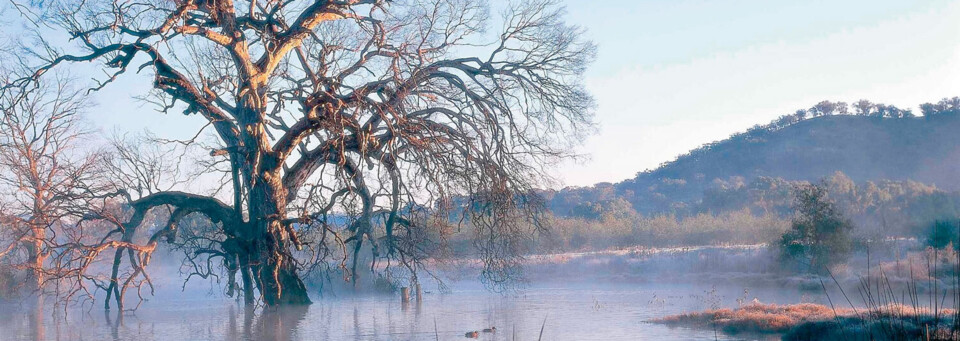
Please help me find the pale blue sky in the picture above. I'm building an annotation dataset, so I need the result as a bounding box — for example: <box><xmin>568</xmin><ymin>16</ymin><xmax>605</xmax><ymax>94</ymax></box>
<box><xmin>9</xmin><ymin>1</ymin><xmax>960</xmax><ymax>188</ymax></box>
<box><xmin>555</xmin><ymin>0</ymin><xmax>960</xmax><ymax>187</ymax></box>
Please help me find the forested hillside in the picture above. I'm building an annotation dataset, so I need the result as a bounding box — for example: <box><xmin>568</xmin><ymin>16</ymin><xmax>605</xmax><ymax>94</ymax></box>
<box><xmin>547</xmin><ymin>98</ymin><xmax>960</xmax><ymax>219</ymax></box>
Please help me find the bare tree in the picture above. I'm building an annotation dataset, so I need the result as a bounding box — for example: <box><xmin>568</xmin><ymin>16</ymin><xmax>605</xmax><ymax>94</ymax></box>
<box><xmin>0</xmin><ymin>74</ymin><xmax>102</xmax><ymax>299</ymax></box>
<box><xmin>12</xmin><ymin>0</ymin><xmax>594</xmax><ymax>306</ymax></box>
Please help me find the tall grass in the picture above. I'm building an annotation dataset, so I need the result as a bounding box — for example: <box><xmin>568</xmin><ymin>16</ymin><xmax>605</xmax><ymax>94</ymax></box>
<box><xmin>809</xmin><ymin>242</ymin><xmax>960</xmax><ymax>340</ymax></box>
<box><xmin>652</xmin><ymin>238</ymin><xmax>960</xmax><ymax>339</ymax></box>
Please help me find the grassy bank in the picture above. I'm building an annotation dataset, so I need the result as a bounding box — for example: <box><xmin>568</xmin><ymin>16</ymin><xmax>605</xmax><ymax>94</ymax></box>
<box><xmin>652</xmin><ymin>242</ymin><xmax>960</xmax><ymax>340</ymax></box>
<box><xmin>654</xmin><ymin>302</ymin><xmax>957</xmax><ymax>340</ymax></box>
<box><xmin>653</xmin><ymin>303</ymin><xmax>842</xmax><ymax>334</ymax></box>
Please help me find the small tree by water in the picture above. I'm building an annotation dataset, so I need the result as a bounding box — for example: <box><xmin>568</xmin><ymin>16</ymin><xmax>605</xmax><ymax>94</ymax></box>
<box><xmin>779</xmin><ymin>182</ymin><xmax>854</xmax><ymax>272</ymax></box>
<box><xmin>926</xmin><ymin>220</ymin><xmax>960</xmax><ymax>250</ymax></box>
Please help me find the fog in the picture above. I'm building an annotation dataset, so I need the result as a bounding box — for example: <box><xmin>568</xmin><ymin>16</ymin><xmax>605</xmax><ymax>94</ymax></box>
<box><xmin>0</xmin><ymin>246</ymin><xmax>843</xmax><ymax>341</ymax></box>
<box><xmin>3</xmin><ymin>0</ymin><xmax>960</xmax><ymax>340</ymax></box>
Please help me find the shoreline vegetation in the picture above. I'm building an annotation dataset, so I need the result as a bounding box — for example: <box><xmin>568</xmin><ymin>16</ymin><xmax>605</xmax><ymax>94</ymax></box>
<box><xmin>652</xmin><ymin>302</ymin><xmax>958</xmax><ymax>340</ymax></box>
<box><xmin>648</xmin><ymin>242</ymin><xmax>960</xmax><ymax>340</ymax></box>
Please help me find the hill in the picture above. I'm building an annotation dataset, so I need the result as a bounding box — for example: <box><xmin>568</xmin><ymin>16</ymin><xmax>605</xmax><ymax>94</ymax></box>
<box><xmin>546</xmin><ymin>98</ymin><xmax>960</xmax><ymax>216</ymax></box>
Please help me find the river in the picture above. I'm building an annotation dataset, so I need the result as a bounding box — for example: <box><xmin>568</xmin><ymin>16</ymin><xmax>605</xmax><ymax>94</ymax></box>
<box><xmin>0</xmin><ymin>279</ymin><xmax>824</xmax><ymax>340</ymax></box>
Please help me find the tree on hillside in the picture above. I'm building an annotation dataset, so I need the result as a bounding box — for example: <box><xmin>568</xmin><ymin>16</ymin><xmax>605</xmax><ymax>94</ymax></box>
<box><xmin>778</xmin><ymin>182</ymin><xmax>854</xmax><ymax>272</ymax></box>
<box><xmin>9</xmin><ymin>0</ymin><xmax>594</xmax><ymax>306</ymax></box>
<box><xmin>853</xmin><ymin>100</ymin><xmax>875</xmax><ymax>116</ymax></box>
<box><xmin>810</xmin><ymin>100</ymin><xmax>844</xmax><ymax>117</ymax></box>
<box><xmin>872</xmin><ymin>104</ymin><xmax>913</xmax><ymax>119</ymax></box>
<box><xmin>836</xmin><ymin>101</ymin><xmax>849</xmax><ymax>115</ymax></box>
<box><xmin>920</xmin><ymin>97</ymin><xmax>960</xmax><ymax>117</ymax></box>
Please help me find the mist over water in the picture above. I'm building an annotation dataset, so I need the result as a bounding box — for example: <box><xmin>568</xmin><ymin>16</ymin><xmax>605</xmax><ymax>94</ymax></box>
<box><xmin>0</xmin><ymin>280</ymin><xmax>821</xmax><ymax>341</ymax></box>
<box><xmin>0</xmin><ymin>245</ymin><xmax>842</xmax><ymax>341</ymax></box>
<box><xmin>2</xmin><ymin>1</ymin><xmax>958</xmax><ymax>339</ymax></box>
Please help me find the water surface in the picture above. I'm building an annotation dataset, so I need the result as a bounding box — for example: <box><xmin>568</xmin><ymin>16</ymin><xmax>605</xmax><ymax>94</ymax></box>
<box><xmin>0</xmin><ymin>281</ymin><xmax>822</xmax><ymax>340</ymax></box>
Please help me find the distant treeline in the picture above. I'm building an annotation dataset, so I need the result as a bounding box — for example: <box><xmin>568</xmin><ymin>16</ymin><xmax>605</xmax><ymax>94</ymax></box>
<box><xmin>530</xmin><ymin>171</ymin><xmax>960</xmax><ymax>251</ymax></box>
<box><xmin>441</xmin><ymin>98</ymin><xmax>960</xmax><ymax>253</ymax></box>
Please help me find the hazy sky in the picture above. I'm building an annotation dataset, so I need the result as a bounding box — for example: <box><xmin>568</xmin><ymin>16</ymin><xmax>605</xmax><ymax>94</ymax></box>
<box><xmin>555</xmin><ymin>0</ymin><xmax>960</xmax><ymax>187</ymax></box>
<box><xmin>25</xmin><ymin>0</ymin><xmax>960</xmax><ymax>188</ymax></box>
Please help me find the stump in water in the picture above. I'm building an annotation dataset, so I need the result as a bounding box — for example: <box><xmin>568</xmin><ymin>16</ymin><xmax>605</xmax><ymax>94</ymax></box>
<box><xmin>401</xmin><ymin>287</ymin><xmax>410</xmax><ymax>304</ymax></box>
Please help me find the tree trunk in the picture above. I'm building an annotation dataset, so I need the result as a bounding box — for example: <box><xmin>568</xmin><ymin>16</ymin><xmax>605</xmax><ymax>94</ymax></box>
<box><xmin>247</xmin><ymin>172</ymin><xmax>311</xmax><ymax>305</ymax></box>
<box><xmin>233</xmin><ymin>92</ymin><xmax>311</xmax><ymax>305</ymax></box>
<box><xmin>239</xmin><ymin>256</ymin><xmax>256</xmax><ymax>305</ymax></box>
<box><xmin>256</xmin><ymin>255</ymin><xmax>311</xmax><ymax>305</ymax></box>
<box><xmin>27</xmin><ymin>226</ymin><xmax>45</xmax><ymax>293</ymax></box>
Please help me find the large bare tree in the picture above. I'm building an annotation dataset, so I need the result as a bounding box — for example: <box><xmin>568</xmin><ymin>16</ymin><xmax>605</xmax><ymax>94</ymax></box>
<box><xmin>11</xmin><ymin>0</ymin><xmax>594</xmax><ymax>306</ymax></box>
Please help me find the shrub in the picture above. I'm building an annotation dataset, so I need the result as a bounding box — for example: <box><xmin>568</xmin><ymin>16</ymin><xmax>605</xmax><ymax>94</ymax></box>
<box><xmin>779</xmin><ymin>182</ymin><xmax>855</xmax><ymax>273</ymax></box>
<box><xmin>927</xmin><ymin>220</ymin><xmax>959</xmax><ymax>250</ymax></box>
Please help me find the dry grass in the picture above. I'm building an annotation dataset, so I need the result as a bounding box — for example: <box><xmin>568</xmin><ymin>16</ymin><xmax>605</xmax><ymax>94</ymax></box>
<box><xmin>656</xmin><ymin>302</ymin><xmax>959</xmax><ymax>340</ymax></box>
<box><xmin>653</xmin><ymin>303</ymin><xmax>846</xmax><ymax>334</ymax></box>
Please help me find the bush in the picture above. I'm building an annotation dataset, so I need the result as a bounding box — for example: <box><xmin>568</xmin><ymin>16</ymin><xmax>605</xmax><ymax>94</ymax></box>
<box><xmin>926</xmin><ymin>220</ymin><xmax>959</xmax><ymax>250</ymax></box>
<box><xmin>779</xmin><ymin>182</ymin><xmax>855</xmax><ymax>272</ymax></box>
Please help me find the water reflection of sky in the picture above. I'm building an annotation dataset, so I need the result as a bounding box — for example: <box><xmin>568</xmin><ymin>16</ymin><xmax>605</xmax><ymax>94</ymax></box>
<box><xmin>0</xmin><ymin>281</ymin><xmax>820</xmax><ymax>340</ymax></box>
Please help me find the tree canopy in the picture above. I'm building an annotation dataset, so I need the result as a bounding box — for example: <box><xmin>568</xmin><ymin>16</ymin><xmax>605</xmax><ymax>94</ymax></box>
<box><xmin>3</xmin><ymin>0</ymin><xmax>595</xmax><ymax>306</ymax></box>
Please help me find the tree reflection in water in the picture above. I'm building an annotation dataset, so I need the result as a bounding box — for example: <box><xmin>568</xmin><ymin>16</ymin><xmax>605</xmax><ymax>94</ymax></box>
<box><xmin>90</xmin><ymin>303</ymin><xmax>311</xmax><ymax>341</ymax></box>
